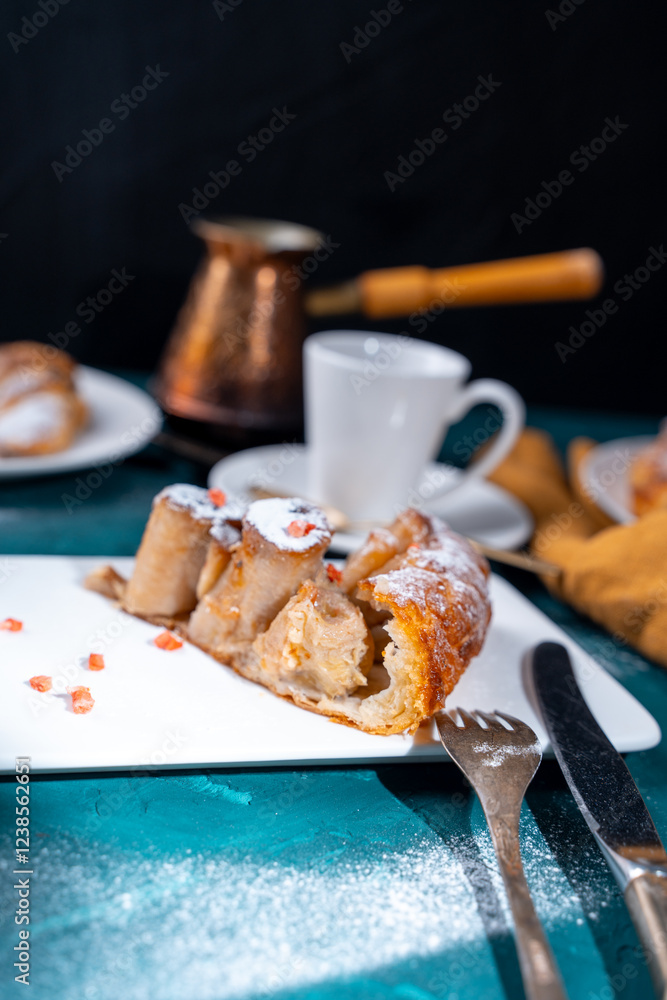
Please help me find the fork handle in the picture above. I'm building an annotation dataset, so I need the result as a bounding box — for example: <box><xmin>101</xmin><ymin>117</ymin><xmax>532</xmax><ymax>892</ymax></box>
<box><xmin>624</xmin><ymin>872</ymin><xmax>667</xmax><ymax>1000</ymax></box>
<box><xmin>486</xmin><ymin>810</ymin><xmax>568</xmax><ymax>1000</ymax></box>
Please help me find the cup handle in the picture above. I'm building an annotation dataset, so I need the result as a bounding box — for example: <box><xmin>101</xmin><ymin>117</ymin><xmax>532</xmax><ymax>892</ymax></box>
<box><xmin>432</xmin><ymin>379</ymin><xmax>525</xmax><ymax>498</ymax></box>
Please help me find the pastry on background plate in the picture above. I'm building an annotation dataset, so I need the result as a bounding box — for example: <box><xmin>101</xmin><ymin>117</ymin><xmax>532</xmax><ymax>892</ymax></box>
<box><xmin>0</xmin><ymin>341</ymin><xmax>88</xmax><ymax>457</ymax></box>
<box><xmin>87</xmin><ymin>485</ymin><xmax>491</xmax><ymax>735</ymax></box>
<box><xmin>629</xmin><ymin>421</ymin><xmax>667</xmax><ymax>516</ymax></box>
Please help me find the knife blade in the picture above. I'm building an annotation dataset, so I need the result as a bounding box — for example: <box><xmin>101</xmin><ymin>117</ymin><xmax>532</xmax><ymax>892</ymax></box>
<box><xmin>530</xmin><ymin>641</ymin><xmax>667</xmax><ymax>999</ymax></box>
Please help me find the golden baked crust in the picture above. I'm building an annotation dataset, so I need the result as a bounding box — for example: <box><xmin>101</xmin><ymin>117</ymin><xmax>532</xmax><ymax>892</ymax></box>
<box><xmin>0</xmin><ymin>340</ymin><xmax>88</xmax><ymax>457</ymax></box>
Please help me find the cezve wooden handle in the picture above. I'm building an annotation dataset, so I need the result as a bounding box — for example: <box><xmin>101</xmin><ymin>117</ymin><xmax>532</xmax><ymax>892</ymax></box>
<box><xmin>306</xmin><ymin>247</ymin><xmax>604</xmax><ymax>318</ymax></box>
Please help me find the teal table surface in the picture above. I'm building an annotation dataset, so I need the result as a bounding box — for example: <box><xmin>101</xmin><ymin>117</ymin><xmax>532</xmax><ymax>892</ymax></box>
<box><xmin>1</xmin><ymin>379</ymin><xmax>665</xmax><ymax>1000</ymax></box>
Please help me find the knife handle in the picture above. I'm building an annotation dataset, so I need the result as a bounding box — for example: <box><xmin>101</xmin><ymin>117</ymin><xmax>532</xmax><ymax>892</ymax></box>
<box><xmin>625</xmin><ymin>872</ymin><xmax>667</xmax><ymax>1000</ymax></box>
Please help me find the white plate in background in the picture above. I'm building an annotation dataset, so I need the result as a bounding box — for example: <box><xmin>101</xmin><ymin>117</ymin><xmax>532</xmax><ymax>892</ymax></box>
<box><xmin>0</xmin><ymin>367</ymin><xmax>161</xmax><ymax>479</ymax></box>
<box><xmin>209</xmin><ymin>444</ymin><xmax>533</xmax><ymax>553</ymax></box>
<box><xmin>0</xmin><ymin>556</ymin><xmax>658</xmax><ymax>773</ymax></box>
<box><xmin>579</xmin><ymin>436</ymin><xmax>654</xmax><ymax>525</ymax></box>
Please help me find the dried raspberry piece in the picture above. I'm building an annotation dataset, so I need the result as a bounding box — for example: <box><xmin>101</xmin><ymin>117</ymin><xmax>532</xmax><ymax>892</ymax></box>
<box><xmin>1</xmin><ymin>618</ymin><xmax>23</xmax><ymax>631</ymax></box>
<box><xmin>208</xmin><ymin>488</ymin><xmax>227</xmax><ymax>507</ymax></box>
<box><xmin>286</xmin><ymin>520</ymin><xmax>317</xmax><ymax>538</ymax></box>
<box><xmin>88</xmin><ymin>653</ymin><xmax>105</xmax><ymax>671</ymax></box>
<box><xmin>154</xmin><ymin>630</ymin><xmax>183</xmax><ymax>651</ymax></box>
<box><xmin>68</xmin><ymin>686</ymin><xmax>94</xmax><ymax>714</ymax></box>
<box><xmin>29</xmin><ymin>675</ymin><xmax>52</xmax><ymax>693</ymax></box>
<box><xmin>326</xmin><ymin>563</ymin><xmax>343</xmax><ymax>584</ymax></box>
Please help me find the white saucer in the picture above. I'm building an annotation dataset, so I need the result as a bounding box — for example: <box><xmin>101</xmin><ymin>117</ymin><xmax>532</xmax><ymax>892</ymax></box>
<box><xmin>208</xmin><ymin>444</ymin><xmax>533</xmax><ymax>553</ymax></box>
<box><xmin>0</xmin><ymin>367</ymin><xmax>162</xmax><ymax>479</ymax></box>
<box><xmin>579</xmin><ymin>436</ymin><xmax>654</xmax><ymax>525</ymax></box>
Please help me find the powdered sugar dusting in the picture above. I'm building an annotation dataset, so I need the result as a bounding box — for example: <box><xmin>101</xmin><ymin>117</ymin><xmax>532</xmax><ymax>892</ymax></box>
<box><xmin>471</xmin><ymin>741</ymin><xmax>538</xmax><ymax>768</ymax></box>
<box><xmin>0</xmin><ymin>811</ymin><xmax>600</xmax><ymax>1000</ymax></box>
<box><xmin>156</xmin><ymin>484</ymin><xmax>246</xmax><ymax>525</ymax></box>
<box><xmin>209</xmin><ymin>520</ymin><xmax>241</xmax><ymax>548</ymax></box>
<box><xmin>245</xmin><ymin>497</ymin><xmax>332</xmax><ymax>552</ymax></box>
<box><xmin>416</xmin><ymin>532</ymin><xmax>488</xmax><ymax>589</ymax></box>
<box><xmin>0</xmin><ymin>391</ymin><xmax>66</xmax><ymax>447</ymax></box>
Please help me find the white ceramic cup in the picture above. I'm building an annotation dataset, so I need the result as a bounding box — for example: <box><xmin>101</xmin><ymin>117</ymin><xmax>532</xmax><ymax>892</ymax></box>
<box><xmin>304</xmin><ymin>331</ymin><xmax>525</xmax><ymax>521</ymax></box>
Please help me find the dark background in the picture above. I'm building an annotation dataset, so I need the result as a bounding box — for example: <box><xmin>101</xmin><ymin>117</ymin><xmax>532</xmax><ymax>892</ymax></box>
<box><xmin>1</xmin><ymin>0</ymin><xmax>664</xmax><ymax>413</ymax></box>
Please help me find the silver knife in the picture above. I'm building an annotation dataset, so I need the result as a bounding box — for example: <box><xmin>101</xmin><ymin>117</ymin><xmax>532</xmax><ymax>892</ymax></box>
<box><xmin>530</xmin><ymin>641</ymin><xmax>667</xmax><ymax>1000</ymax></box>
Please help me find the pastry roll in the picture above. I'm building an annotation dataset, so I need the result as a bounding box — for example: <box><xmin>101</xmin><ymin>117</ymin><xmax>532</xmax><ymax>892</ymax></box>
<box><xmin>0</xmin><ymin>341</ymin><xmax>88</xmax><ymax>457</ymax></box>
<box><xmin>122</xmin><ymin>485</ymin><xmax>242</xmax><ymax>620</ymax></box>
<box><xmin>89</xmin><ymin>488</ymin><xmax>491</xmax><ymax>736</ymax></box>
<box><xmin>188</xmin><ymin>497</ymin><xmax>332</xmax><ymax>660</ymax></box>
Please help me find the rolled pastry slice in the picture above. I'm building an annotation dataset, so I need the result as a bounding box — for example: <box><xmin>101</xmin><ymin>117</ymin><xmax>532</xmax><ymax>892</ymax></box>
<box><xmin>246</xmin><ymin>514</ymin><xmax>490</xmax><ymax>735</ymax></box>
<box><xmin>349</xmin><ymin>521</ymin><xmax>491</xmax><ymax>733</ymax></box>
<box><xmin>251</xmin><ymin>580</ymin><xmax>374</xmax><ymax>701</ymax></box>
<box><xmin>122</xmin><ymin>484</ymin><xmax>242</xmax><ymax>620</ymax></box>
<box><xmin>187</xmin><ymin>497</ymin><xmax>332</xmax><ymax>661</ymax></box>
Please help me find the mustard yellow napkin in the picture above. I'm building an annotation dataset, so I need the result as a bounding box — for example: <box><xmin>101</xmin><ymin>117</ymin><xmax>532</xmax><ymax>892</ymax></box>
<box><xmin>488</xmin><ymin>429</ymin><xmax>667</xmax><ymax>669</ymax></box>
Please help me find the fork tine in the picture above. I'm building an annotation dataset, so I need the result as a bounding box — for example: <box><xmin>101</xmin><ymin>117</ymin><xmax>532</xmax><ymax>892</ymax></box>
<box><xmin>475</xmin><ymin>710</ymin><xmax>506</xmax><ymax>732</ymax></box>
<box><xmin>493</xmin><ymin>711</ymin><xmax>523</xmax><ymax>731</ymax></box>
<box><xmin>456</xmin><ymin>707</ymin><xmax>478</xmax><ymax>728</ymax></box>
<box><xmin>434</xmin><ymin>709</ymin><xmax>459</xmax><ymax>732</ymax></box>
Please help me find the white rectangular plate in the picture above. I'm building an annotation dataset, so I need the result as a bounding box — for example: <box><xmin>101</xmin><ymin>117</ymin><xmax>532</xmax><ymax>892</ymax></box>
<box><xmin>0</xmin><ymin>556</ymin><xmax>660</xmax><ymax>772</ymax></box>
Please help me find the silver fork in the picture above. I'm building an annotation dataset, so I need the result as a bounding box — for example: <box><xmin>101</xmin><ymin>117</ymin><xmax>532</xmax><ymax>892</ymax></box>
<box><xmin>436</xmin><ymin>708</ymin><xmax>568</xmax><ymax>1000</ymax></box>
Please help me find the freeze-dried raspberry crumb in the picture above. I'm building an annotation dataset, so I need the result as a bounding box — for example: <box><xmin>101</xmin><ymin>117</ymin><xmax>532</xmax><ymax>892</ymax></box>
<box><xmin>208</xmin><ymin>488</ymin><xmax>227</xmax><ymax>507</ymax></box>
<box><xmin>154</xmin><ymin>630</ymin><xmax>183</xmax><ymax>651</ymax></box>
<box><xmin>29</xmin><ymin>675</ymin><xmax>52</xmax><ymax>693</ymax></box>
<box><xmin>286</xmin><ymin>520</ymin><xmax>317</xmax><ymax>538</ymax></box>
<box><xmin>68</xmin><ymin>686</ymin><xmax>94</xmax><ymax>714</ymax></box>
<box><xmin>326</xmin><ymin>563</ymin><xmax>343</xmax><ymax>584</ymax></box>
<box><xmin>88</xmin><ymin>653</ymin><xmax>105</xmax><ymax>671</ymax></box>
<box><xmin>1</xmin><ymin>618</ymin><xmax>23</xmax><ymax>631</ymax></box>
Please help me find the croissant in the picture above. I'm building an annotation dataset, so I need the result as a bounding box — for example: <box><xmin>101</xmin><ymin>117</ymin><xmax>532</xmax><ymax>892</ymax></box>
<box><xmin>0</xmin><ymin>341</ymin><xmax>88</xmax><ymax>457</ymax></box>
<box><xmin>87</xmin><ymin>488</ymin><xmax>491</xmax><ymax>735</ymax></box>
